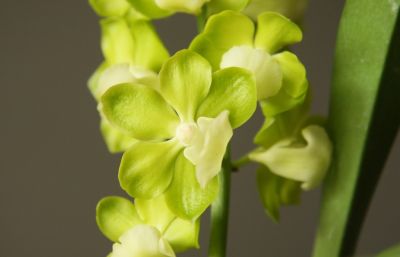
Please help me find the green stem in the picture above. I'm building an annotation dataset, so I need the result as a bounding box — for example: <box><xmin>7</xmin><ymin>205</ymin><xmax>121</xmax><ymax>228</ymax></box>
<box><xmin>208</xmin><ymin>149</ymin><xmax>232</xmax><ymax>257</ymax></box>
<box><xmin>232</xmin><ymin>155</ymin><xmax>250</xmax><ymax>171</ymax></box>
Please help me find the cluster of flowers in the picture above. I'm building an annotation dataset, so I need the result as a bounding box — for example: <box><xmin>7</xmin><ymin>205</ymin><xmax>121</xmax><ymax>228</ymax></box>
<box><xmin>88</xmin><ymin>0</ymin><xmax>332</xmax><ymax>256</ymax></box>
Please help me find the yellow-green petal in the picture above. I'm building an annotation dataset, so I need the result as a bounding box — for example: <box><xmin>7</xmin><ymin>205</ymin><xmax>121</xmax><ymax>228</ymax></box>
<box><xmin>96</xmin><ymin>196</ymin><xmax>143</xmax><ymax>242</ymax></box>
<box><xmin>190</xmin><ymin>10</ymin><xmax>255</xmax><ymax>70</ymax></box>
<box><xmin>197</xmin><ymin>67</ymin><xmax>257</xmax><ymax>128</ymax></box>
<box><xmin>165</xmin><ymin>154</ymin><xmax>219</xmax><ymax>220</ymax></box>
<box><xmin>128</xmin><ymin>19</ymin><xmax>170</xmax><ymax>71</ymax></box>
<box><xmin>156</xmin><ymin>0</ymin><xmax>210</xmax><ymax>14</ymax></box>
<box><xmin>89</xmin><ymin>0</ymin><xmax>130</xmax><ymax>17</ymax></box>
<box><xmin>101</xmin><ymin>83</ymin><xmax>180</xmax><ymax>141</ymax></box>
<box><xmin>250</xmin><ymin>125</ymin><xmax>332</xmax><ymax>190</ymax></box>
<box><xmin>255</xmin><ymin>12</ymin><xmax>302</xmax><ymax>53</ymax></box>
<box><xmin>254</xmin><ymin>100</ymin><xmax>309</xmax><ymax>148</ymax></box>
<box><xmin>164</xmin><ymin>218</ymin><xmax>200</xmax><ymax>252</ymax></box>
<box><xmin>100</xmin><ymin>119</ymin><xmax>137</xmax><ymax>153</ymax></box>
<box><xmin>159</xmin><ymin>50</ymin><xmax>212</xmax><ymax>122</ymax></box>
<box><xmin>135</xmin><ymin>195</ymin><xmax>175</xmax><ymax>233</ymax></box>
<box><xmin>100</xmin><ymin>18</ymin><xmax>135</xmax><ymax>65</ymax></box>
<box><xmin>127</xmin><ymin>0</ymin><xmax>172</xmax><ymax>19</ymax></box>
<box><xmin>88</xmin><ymin>62</ymin><xmax>109</xmax><ymax>100</ymax></box>
<box><xmin>260</xmin><ymin>87</ymin><xmax>308</xmax><ymax>116</ymax></box>
<box><xmin>257</xmin><ymin>166</ymin><xmax>301</xmax><ymax>222</ymax></box>
<box><xmin>220</xmin><ymin>46</ymin><xmax>282</xmax><ymax>100</ymax></box>
<box><xmin>119</xmin><ymin>140</ymin><xmax>182</xmax><ymax>198</ymax></box>
<box><xmin>273</xmin><ymin>51</ymin><xmax>308</xmax><ymax>98</ymax></box>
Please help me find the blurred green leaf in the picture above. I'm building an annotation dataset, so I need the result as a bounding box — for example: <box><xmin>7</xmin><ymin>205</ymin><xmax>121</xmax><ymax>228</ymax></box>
<box><xmin>376</xmin><ymin>243</ymin><xmax>400</xmax><ymax>257</ymax></box>
<box><xmin>312</xmin><ymin>1</ymin><xmax>400</xmax><ymax>257</ymax></box>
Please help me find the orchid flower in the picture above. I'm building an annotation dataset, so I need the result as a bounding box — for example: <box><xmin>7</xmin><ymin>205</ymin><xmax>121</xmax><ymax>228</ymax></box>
<box><xmin>88</xmin><ymin>1</ymin><xmax>169</xmax><ymax>152</ymax></box>
<box><xmin>96</xmin><ymin>195</ymin><xmax>200</xmax><ymax>256</ymax></box>
<box><xmin>247</xmin><ymin>100</ymin><xmax>332</xmax><ymax>220</ymax></box>
<box><xmin>190</xmin><ymin>10</ymin><xmax>308</xmax><ymax>116</ymax></box>
<box><xmin>100</xmin><ymin>49</ymin><xmax>257</xmax><ymax>220</ymax></box>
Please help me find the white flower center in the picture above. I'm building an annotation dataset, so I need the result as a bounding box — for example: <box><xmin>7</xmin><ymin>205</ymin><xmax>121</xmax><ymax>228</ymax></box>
<box><xmin>175</xmin><ymin>122</ymin><xmax>198</xmax><ymax>146</ymax></box>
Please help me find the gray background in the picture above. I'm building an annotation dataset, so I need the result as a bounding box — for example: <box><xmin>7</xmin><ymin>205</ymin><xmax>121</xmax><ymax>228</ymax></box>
<box><xmin>1</xmin><ymin>0</ymin><xmax>399</xmax><ymax>256</ymax></box>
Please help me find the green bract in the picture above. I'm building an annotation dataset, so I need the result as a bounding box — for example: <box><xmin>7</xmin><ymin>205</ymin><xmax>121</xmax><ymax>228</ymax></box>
<box><xmin>96</xmin><ymin>195</ymin><xmax>199</xmax><ymax>255</ymax></box>
<box><xmin>190</xmin><ymin>10</ymin><xmax>307</xmax><ymax>116</ymax></box>
<box><xmin>88</xmin><ymin>5</ymin><xmax>169</xmax><ymax>152</ymax></box>
<box><xmin>101</xmin><ymin>50</ymin><xmax>257</xmax><ymax>219</ymax></box>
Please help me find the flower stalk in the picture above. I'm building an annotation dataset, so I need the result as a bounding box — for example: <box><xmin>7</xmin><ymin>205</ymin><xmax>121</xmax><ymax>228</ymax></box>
<box><xmin>208</xmin><ymin>148</ymin><xmax>232</xmax><ymax>257</ymax></box>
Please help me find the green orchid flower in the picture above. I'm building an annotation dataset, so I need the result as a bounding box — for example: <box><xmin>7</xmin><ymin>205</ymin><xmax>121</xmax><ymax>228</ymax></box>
<box><xmin>127</xmin><ymin>0</ymin><xmax>249</xmax><ymax>18</ymax></box>
<box><xmin>88</xmin><ymin>5</ymin><xmax>169</xmax><ymax>152</ymax></box>
<box><xmin>96</xmin><ymin>195</ymin><xmax>200</xmax><ymax>256</ymax></box>
<box><xmin>190</xmin><ymin>10</ymin><xmax>308</xmax><ymax>116</ymax></box>
<box><xmin>251</xmin><ymin>124</ymin><xmax>332</xmax><ymax>190</ymax></box>
<box><xmin>242</xmin><ymin>0</ymin><xmax>308</xmax><ymax>23</ymax></box>
<box><xmin>248</xmin><ymin>101</ymin><xmax>332</xmax><ymax>220</ymax></box>
<box><xmin>101</xmin><ymin>49</ymin><xmax>257</xmax><ymax>220</ymax></box>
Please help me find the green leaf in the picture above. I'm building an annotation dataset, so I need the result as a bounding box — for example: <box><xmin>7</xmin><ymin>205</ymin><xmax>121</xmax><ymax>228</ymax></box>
<box><xmin>101</xmin><ymin>83</ymin><xmax>180</xmax><ymax>141</ymax></box>
<box><xmin>273</xmin><ymin>51</ymin><xmax>308</xmax><ymax>98</ymax></box>
<box><xmin>254</xmin><ymin>12</ymin><xmax>302</xmax><ymax>53</ymax></box>
<box><xmin>135</xmin><ymin>195</ymin><xmax>175</xmax><ymax>233</ymax></box>
<box><xmin>159</xmin><ymin>50</ymin><xmax>212</xmax><ymax>122</ymax></box>
<box><xmin>165</xmin><ymin>154</ymin><xmax>219</xmax><ymax>220</ymax></box>
<box><xmin>190</xmin><ymin>10</ymin><xmax>255</xmax><ymax>70</ymax></box>
<box><xmin>100</xmin><ymin>18</ymin><xmax>135</xmax><ymax>65</ymax></box>
<box><xmin>164</xmin><ymin>218</ymin><xmax>200</xmax><ymax>252</ymax></box>
<box><xmin>312</xmin><ymin>1</ymin><xmax>400</xmax><ymax>256</ymax></box>
<box><xmin>119</xmin><ymin>140</ymin><xmax>182</xmax><ymax>198</ymax></box>
<box><xmin>96</xmin><ymin>196</ymin><xmax>143</xmax><ymax>242</ymax></box>
<box><xmin>196</xmin><ymin>67</ymin><xmax>257</xmax><ymax>128</ymax></box>
<box><xmin>89</xmin><ymin>0</ymin><xmax>130</xmax><ymax>17</ymax></box>
<box><xmin>127</xmin><ymin>0</ymin><xmax>172</xmax><ymax>19</ymax></box>
<box><xmin>100</xmin><ymin>118</ymin><xmax>137</xmax><ymax>153</ymax></box>
<box><xmin>377</xmin><ymin>243</ymin><xmax>400</xmax><ymax>257</ymax></box>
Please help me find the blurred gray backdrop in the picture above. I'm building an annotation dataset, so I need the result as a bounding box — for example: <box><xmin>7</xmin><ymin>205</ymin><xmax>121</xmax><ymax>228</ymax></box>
<box><xmin>1</xmin><ymin>0</ymin><xmax>399</xmax><ymax>256</ymax></box>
